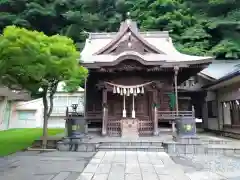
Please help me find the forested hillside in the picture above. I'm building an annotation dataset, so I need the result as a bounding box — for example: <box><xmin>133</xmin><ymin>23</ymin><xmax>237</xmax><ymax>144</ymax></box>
<box><xmin>0</xmin><ymin>0</ymin><xmax>239</xmax><ymax>59</ymax></box>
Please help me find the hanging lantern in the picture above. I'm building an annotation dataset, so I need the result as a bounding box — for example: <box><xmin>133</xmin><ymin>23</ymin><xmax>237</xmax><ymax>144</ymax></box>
<box><xmin>137</xmin><ymin>87</ymin><xmax>140</xmax><ymax>94</ymax></box>
<box><xmin>113</xmin><ymin>86</ymin><xmax>116</xmax><ymax>93</ymax></box>
<box><xmin>117</xmin><ymin>87</ymin><xmax>120</xmax><ymax>94</ymax></box>
<box><xmin>130</xmin><ymin>88</ymin><xmax>133</xmax><ymax>94</ymax></box>
<box><xmin>123</xmin><ymin>88</ymin><xmax>126</xmax><ymax>94</ymax></box>
<box><xmin>141</xmin><ymin>86</ymin><xmax>144</xmax><ymax>94</ymax></box>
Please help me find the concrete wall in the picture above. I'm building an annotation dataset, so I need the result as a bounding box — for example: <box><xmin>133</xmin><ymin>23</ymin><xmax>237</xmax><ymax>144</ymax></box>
<box><xmin>0</xmin><ymin>97</ymin><xmax>8</xmax><ymax>130</ymax></box>
<box><xmin>3</xmin><ymin>91</ymin><xmax>85</xmax><ymax>130</ymax></box>
<box><xmin>204</xmin><ymin>91</ymin><xmax>219</xmax><ymax>130</ymax></box>
<box><xmin>9</xmin><ymin>99</ymin><xmax>43</xmax><ymax>129</ymax></box>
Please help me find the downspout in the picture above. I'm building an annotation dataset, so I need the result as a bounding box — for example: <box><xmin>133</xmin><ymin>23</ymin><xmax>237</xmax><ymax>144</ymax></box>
<box><xmin>215</xmin><ymin>90</ymin><xmax>221</xmax><ymax>131</ymax></box>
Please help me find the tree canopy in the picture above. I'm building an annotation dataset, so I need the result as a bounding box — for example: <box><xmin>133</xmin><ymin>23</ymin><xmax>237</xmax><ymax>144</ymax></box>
<box><xmin>0</xmin><ymin>0</ymin><xmax>239</xmax><ymax>59</ymax></box>
<box><xmin>0</xmin><ymin>25</ymin><xmax>88</xmax><ymax>148</ymax></box>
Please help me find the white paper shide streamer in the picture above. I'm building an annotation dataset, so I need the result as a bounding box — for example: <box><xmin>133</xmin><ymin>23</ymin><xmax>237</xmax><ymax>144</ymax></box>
<box><xmin>107</xmin><ymin>81</ymin><xmax>153</xmax><ymax>118</ymax></box>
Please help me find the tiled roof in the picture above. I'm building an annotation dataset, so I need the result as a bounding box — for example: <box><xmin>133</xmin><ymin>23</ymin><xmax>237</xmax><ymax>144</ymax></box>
<box><xmin>80</xmin><ymin>19</ymin><xmax>212</xmax><ymax>65</ymax></box>
<box><xmin>200</xmin><ymin>60</ymin><xmax>240</xmax><ymax>80</ymax></box>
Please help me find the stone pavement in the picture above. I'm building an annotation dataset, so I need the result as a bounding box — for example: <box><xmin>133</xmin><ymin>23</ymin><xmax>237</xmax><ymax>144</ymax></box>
<box><xmin>0</xmin><ymin>151</ymin><xmax>95</xmax><ymax>180</ymax></box>
<box><xmin>77</xmin><ymin>151</ymin><xmax>190</xmax><ymax>180</ymax></box>
<box><xmin>2</xmin><ymin>150</ymin><xmax>240</xmax><ymax>180</ymax></box>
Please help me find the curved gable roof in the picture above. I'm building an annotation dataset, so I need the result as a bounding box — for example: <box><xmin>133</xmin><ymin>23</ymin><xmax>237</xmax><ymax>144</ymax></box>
<box><xmin>94</xmin><ymin>19</ymin><xmax>165</xmax><ymax>55</ymax></box>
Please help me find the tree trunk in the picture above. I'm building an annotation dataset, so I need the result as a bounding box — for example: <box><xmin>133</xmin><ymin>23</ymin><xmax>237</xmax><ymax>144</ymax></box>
<box><xmin>42</xmin><ymin>92</ymin><xmax>48</xmax><ymax>149</ymax></box>
<box><xmin>42</xmin><ymin>84</ymin><xmax>58</xmax><ymax>149</ymax></box>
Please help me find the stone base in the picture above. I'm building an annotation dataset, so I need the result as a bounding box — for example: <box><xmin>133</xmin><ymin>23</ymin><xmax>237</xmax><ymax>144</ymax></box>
<box><xmin>173</xmin><ymin>135</ymin><xmax>201</xmax><ymax>144</ymax></box>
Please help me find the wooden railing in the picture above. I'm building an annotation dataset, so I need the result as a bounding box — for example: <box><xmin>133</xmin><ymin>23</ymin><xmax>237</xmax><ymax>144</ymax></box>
<box><xmin>158</xmin><ymin>110</ymin><xmax>194</xmax><ymax>119</ymax></box>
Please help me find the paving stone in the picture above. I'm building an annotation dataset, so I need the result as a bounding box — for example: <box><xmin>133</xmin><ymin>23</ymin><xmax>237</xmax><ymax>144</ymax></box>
<box><xmin>157</xmin><ymin>174</ymin><xmax>175</xmax><ymax>180</ymax></box>
<box><xmin>83</xmin><ymin>163</ymin><xmax>99</xmax><ymax>173</ymax></box>
<box><xmin>125</xmin><ymin>173</ymin><xmax>142</xmax><ymax>180</ymax></box>
<box><xmin>96</xmin><ymin>164</ymin><xmax>111</xmax><ymax>174</ymax></box>
<box><xmin>110</xmin><ymin>163</ymin><xmax>125</xmax><ymax>172</ymax></box>
<box><xmin>139</xmin><ymin>163</ymin><xmax>155</xmax><ymax>173</ymax></box>
<box><xmin>108</xmin><ymin>172</ymin><xmax>124</xmax><ymax>180</ymax></box>
<box><xmin>142</xmin><ymin>173</ymin><xmax>158</xmax><ymax>180</ymax></box>
<box><xmin>52</xmin><ymin>172</ymin><xmax>71</xmax><ymax>180</ymax></box>
<box><xmin>65</xmin><ymin>172</ymin><xmax>81</xmax><ymax>180</ymax></box>
<box><xmin>153</xmin><ymin>165</ymin><xmax>170</xmax><ymax>174</ymax></box>
<box><xmin>125</xmin><ymin>164</ymin><xmax>141</xmax><ymax>174</ymax></box>
<box><xmin>76</xmin><ymin>173</ymin><xmax>93</xmax><ymax>180</ymax></box>
<box><xmin>90</xmin><ymin>158</ymin><xmax>102</xmax><ymax>164</ymax></box>
<box><xmin>92</xmin><ymin>173</ymin><xmax>108</xmax><ymax>180</ymax></box>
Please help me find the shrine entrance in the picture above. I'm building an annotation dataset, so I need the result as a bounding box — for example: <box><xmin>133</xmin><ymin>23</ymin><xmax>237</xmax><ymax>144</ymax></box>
<box><xmin>106</xmin><ymin>82</ymin><xmax>154</xmax><ymax>136</ymax></box>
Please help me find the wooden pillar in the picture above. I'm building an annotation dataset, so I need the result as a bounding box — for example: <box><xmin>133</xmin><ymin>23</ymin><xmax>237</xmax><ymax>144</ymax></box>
<box><xmin>102</xmin><ymin>88</ymin><xmax>108</xmax><ymax>136</ymax></box>
<box><xmin>174</xmin><ymin>66</ymin><xmax>179</xmax><ymax>115</ymax></box>
<box><xmin>153</xmin><ymin>90</ymin><xmax>158</xmax><ymax>135</ymax></box>
<box><xmin>84</xmin><ymin>77</ymin><xmax>88</xmax><ymax>133</ymax></box>
<box><xmin>172</xmin><ymin>66</ymin><xmax>179</xmax><ymax>134</ymax></box>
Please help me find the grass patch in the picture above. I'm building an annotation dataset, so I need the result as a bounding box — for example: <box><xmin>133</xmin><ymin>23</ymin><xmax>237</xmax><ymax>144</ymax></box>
<box><xmin>0</xmin><ymin>128</ymin><xmax>64</xmax><ymax>156</ymax></box>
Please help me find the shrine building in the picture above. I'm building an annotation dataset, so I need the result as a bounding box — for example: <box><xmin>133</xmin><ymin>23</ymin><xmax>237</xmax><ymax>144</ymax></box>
<box><xmin>81</xmin><ymin>18</ymin><xmax>213</xmax><ymax>136</ymax></box>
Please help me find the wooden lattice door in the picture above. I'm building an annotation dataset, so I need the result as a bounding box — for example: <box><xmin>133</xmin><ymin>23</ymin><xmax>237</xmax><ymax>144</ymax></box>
<box><xmin>107</xmin><ymin>93</ymin><xmax>122</xmax><ymax>136</ymax></box>
<box><xmin>136</xmin><ymin>92</ymin><xmax>153</xmax><ymax>135</ymax></box>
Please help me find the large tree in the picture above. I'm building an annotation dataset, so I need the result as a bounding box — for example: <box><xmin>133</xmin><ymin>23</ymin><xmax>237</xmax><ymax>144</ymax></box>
<box><xmin>0</xmin><ymin>0</ymin><xmax>240</xmax><ymax>59</ymax></box>
<box><xmin>0</xmin><ymin>25</ymin><xmax>88</xmax><ymax>148</ymax></box>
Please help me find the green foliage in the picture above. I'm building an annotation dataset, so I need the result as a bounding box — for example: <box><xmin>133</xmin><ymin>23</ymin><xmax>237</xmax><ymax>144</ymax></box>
<box><xmin>0</xmin><ymin>25</ymin><xmax>87</xmax><ymax>95</ymax></box>
<box><xmin>0</xmin><ymin>128</ymin><xmax>64</xmax><ymax>156</ymax></box>
<box><xmin>0</xmin><ymin>0</ymin><xmax>239</xmax><ymax>59</ymax></box>
<box><xmin>0</xmin><ymin>25</ymin><xmax>88</xmax><ymax>129</ymax></box>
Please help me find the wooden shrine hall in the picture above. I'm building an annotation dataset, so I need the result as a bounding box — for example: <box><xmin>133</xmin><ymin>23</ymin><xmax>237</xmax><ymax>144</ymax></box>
<box><xmin>81</xmin><ymin>17</ymin><xmax>213</xmax><ymax>136</ymax></box>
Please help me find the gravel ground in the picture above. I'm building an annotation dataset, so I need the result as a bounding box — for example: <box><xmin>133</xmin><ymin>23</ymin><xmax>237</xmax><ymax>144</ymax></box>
<box><xmin>172</xmin><ymin>154</ymin><xmax>240</xmax><ymax>179</ymax></box>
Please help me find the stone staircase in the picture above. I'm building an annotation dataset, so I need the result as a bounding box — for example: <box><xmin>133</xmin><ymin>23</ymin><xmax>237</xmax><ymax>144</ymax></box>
<box><xmin>96</xmin><ymin>141</ymin><xmax>164</xmax><ymax>152</ymax></box>
<box><xmin>163</xmin><ymin>137</ymin><xmax>240</xmax><ymax>155</ymax></box>
<box><xmin>56</xmin><ymin>135</ymin><xmax>240</xmax><ymax>155</ymax></box>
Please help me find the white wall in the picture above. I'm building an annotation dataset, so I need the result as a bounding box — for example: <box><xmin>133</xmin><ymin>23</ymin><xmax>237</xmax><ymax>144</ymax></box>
<box><xmin>6</xmin><ymin>91</ymin><xmax>84</xmax><ymax>129</ymax></box>
<box><xmin>0</xmin><ymin>97</ymin><xmax>7</xmax><ymax>130</ymax></box>
<box><xmin>9</xmin><ymin>98</ymin><xmax>43</xmax><ymax>129</ymax></box>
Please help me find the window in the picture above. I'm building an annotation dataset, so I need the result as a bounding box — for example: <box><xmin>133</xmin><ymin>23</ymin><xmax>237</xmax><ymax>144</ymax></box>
<box><xmin>18</xmin><ymin>110</ymin><xmax>36</xmax><ymax>121</ymax></box>
<box><xmin>207</xmin><ymin>100</ymin><xmax>217</xmax><ymax>118</ymax></box>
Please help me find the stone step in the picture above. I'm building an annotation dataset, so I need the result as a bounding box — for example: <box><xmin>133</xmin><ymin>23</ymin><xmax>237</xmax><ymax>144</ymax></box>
<box><xmin>99</xmin><ymin>141</ymin><xmax>163</xmax><ymax>147</ymax></box>
<box><xmin>97</xmin><ymin>145</ymin><xmax>164</xmax><ymax>152</ymax></box>
<box><xmin>57</xmin><ymin>141</ymin><xmax>97</xmax><ymax>152</ymax></box>
<box><xmin>205</xmin><ymin>144</ymin><xmax>240</xmax><ymax>155</ymax></box>
<box><xmin>164</xmin><ymin>142</ymin><xmax>240</xmax><ymax>155</ymax></box>
<box><xmin>201</xmin><ymin>139</ymin><xmax>230</xmax><ymax>145</ymax></box>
